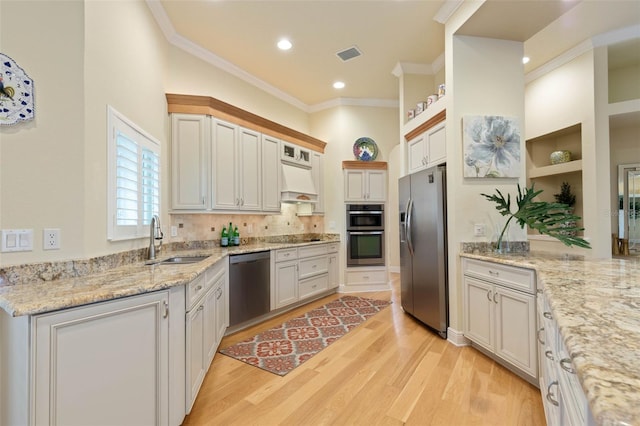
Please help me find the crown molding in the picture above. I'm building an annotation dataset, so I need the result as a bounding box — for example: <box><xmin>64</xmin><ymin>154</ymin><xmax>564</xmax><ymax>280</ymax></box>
<box><xmin>526</xmin><ymin>24</ymin><xmax>640</xmax><ymax>84</ymax></box>
<box><xmin>433</xmin><ymin>0</ymin><xmax>464</xmax><ymax>24</ymax></box>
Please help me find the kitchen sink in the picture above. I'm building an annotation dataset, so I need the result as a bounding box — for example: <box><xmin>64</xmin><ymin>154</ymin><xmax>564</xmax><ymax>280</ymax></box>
<box><xmin>147</xmin><ymin>255</ymin><xmax>210</xmax><ymax>265</ymax></box>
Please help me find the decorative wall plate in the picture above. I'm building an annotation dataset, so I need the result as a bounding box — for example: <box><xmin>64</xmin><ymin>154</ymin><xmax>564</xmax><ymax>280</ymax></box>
<box><xmin>353</xmin><ymin>137</ymin><xmax>378</xmax><ymax>161</ymax></box>
<box><xmin>0</xmin><ymin>53</ymin><xmax>35</xmax><ymax>126</ymax></box>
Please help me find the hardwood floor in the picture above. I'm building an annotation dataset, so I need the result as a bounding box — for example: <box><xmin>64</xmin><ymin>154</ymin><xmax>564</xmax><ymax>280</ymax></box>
<box><xmin>182</xmin><ymin>274</ymin><xmax>545</xmax><ymax>425</ymax></box>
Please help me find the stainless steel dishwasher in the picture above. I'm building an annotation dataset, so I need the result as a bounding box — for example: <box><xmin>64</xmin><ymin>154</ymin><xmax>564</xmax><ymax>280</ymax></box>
<box><xmin>228</xmin><ymin>251</ymin><xmax>271</xmax><ymax>327</ymax></box>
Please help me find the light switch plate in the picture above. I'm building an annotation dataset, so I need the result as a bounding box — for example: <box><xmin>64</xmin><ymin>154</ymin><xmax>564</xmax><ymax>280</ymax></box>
<box><xmin>473</xmin><ymin>223</ymin><xmax>486</xmax><ymax>237</ymax></box>
<box><xmin>2</xmin><ymin>229</ymin><xmax>33</xmax><ymax>252</ymax></box>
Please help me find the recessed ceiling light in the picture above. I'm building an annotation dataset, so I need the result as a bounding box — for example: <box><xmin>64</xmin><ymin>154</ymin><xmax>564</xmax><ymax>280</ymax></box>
<box><xmin>277</xmin><ymin>39</ymin><xmax>292</xmax><ymax>51</ymax></box>
<box><xmin>333</xmin><ymin>81</ymin><xmax>345</xmax><ymax>89</ymax></box>
<box><xmin>522</xmin><ymin>56</ymin><xmax>530</xmax><ymax>64</ymax></box>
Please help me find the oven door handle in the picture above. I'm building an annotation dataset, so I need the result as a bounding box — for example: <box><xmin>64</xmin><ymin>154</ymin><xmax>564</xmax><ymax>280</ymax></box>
<box><xmin>348</xmin><ymin>211</ymin><xmax>384</xmax><ymax>215</ymax></box>
<box><xmin>349</xmin><ymin>231</ymin><xmax>383</xmax><ymax>235</ymax></box>
<box><xmin>406</xmin><ymin>198</ymin><xmax>414</xmax><ymax>257</ymax></box>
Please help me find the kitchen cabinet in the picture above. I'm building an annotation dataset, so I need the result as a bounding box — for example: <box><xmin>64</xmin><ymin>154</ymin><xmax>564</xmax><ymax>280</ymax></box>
<box><xmin>407</xmin><ymin>120</ymin><xmax>446</xmax><ymax>174</ymax></box>
<box><xmin>271</xmin><ymin>243</ymin><xmax>333</xmax><ymax>310</ymax></box>
<box><xmin>171</xmin><ymin>113</ymin><xmax>208</xmax><ymax>209</ymax></box>
<box><xmin>463</xmin><ymin>258</ymin><xmax>537</xmax><ymax>381</ymax></box>
<box><xmin>23</xmin><ymin>291</ymin><xmax>174</xmax><ymax>426</ymax></box>
<box><xmin>311</xmin><ymin>151</ymin><xmax>324</xmax><ymax>214</ymax></box>
<box><xmin>538</xmin><ymin>291</ymin><xmax>594</xmax><ymax>426</ymax></box>
<box><xmin>344</xmin><ymin>169</ymin><xmax>387</xmax><ymax>202</ymax></box>
<box><xmin>327</xmin><ymin>243</ymin><xmax>339</xmax><ymax>289</ymax></box>
<box><xmin>186</xmin><ymin>259</ymin><xmax>228</xmax><ymax>413</ymax></box>
<box><xmin>262</xmin><ymin>134</ymin><xmax>281</xmax><ymax>212</ymax></box>
<box><xmin>281</xmin><ymin>141</ymin><xmax>311</xmax><ymax>168</ymax></box>
<box><xmin>211</xmin><ymin>119</ymin><xmax>261</xmax><ymax>211</ymax></box>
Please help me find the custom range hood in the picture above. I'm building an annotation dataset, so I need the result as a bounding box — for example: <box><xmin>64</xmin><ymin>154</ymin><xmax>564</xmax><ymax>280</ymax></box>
<box><xmin>281</xmin><ymin>163</ymin><xmax>317</xmax><ymax>204</ymax></box>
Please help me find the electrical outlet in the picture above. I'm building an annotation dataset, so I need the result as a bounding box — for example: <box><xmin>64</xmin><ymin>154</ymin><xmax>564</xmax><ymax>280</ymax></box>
<box><xmin>473</xmin><ymin>223</ymin><xmax>486</xmax><ymax>237</ymax></box>
<box><xmin>43</xmin><ymin>228</ymin><xmax>60</xmax><ymax>250</ymax></box>
<box><xmin>171</xmin><ymin>226</ymin><xmax>178</xmax><ymax>237</ymax></box>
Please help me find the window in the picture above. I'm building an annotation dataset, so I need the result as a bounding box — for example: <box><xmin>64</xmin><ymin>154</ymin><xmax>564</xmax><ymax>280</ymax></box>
<box><xmin>107</xmin><ymin>106</ymin><xmax>160</xmax><ymax>241</ymax></box>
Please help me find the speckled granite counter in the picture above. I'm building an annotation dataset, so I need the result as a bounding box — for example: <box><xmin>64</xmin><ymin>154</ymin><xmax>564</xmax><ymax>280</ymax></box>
<box><xmin>0</xmin><ymin>239</ymin><xmax>338</xmax><ymax>317</ymax></box>
<box><xmin>461</xmin><ymin>251</ymin><xmax>640</xmax><ymax>426</ymax></box>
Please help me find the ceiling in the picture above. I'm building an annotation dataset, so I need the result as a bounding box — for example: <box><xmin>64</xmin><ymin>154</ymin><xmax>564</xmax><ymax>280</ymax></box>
<box><xmin>152</xmin><ymin>0</ymin><xmax>640</xmax><ymax>109</ymax></box>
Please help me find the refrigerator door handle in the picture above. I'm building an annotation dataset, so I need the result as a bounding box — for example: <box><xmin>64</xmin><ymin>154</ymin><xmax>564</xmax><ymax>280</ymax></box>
<box><xmin>406</xmin><ymin>198</ymin><xmax>414</xmax><ymax>257</ymax></box>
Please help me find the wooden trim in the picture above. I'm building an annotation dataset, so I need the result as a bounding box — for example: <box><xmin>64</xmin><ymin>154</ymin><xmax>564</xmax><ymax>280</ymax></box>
<box><xmin>404</xmin><ymin>110</ymin><xmax>446</xmax><ymax>141</ymax></box>
<box><xmin>166</xmin><ymin>94</ymin><xmax>327</xmax><ymax>153</ymax></box>
<box><xmin>342</xmin><ymin>161</ymin><xmax>388</xmax><ymax>170</ymax></box>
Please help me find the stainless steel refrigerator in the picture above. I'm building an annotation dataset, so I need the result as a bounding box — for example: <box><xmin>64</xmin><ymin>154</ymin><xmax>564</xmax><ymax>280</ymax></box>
<box><xmin>399</xmin><ymin>165</ymin><xmax>448</xmax><ymax>339</ymax></box>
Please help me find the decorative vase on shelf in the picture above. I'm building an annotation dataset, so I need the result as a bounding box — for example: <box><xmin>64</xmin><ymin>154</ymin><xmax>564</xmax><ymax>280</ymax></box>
<box><xmin>550</xmin><ymin>150</ymin><xmax>571</xmax><ymax>165</ymax></box>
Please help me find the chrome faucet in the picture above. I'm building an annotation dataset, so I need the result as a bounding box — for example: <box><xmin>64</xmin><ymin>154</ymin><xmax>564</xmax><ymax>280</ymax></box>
<box><xmin>148</xmin><ymin>215</ymin><xmax>164</xmax><ymax>260</ymax></box>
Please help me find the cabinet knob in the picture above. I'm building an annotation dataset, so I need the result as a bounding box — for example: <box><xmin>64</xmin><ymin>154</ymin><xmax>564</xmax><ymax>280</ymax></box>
<box><xmin>543</xmin><ymin>312</ymin><xmax>553</xmax><ymax>320</ymax></box>
<box><xmin>486</xmin><ymin>290</ymin><xmax>492</xmax><ymax>301</ymax></box>
<box><xmin>493</xmin><ymin>292</ymin><xmax>498</xmax><ymax>304</ymax></box>
<box><xmin>545</xmin><ymin>350</ymin><xmax>554</xmax><ymax>361</ymax></box>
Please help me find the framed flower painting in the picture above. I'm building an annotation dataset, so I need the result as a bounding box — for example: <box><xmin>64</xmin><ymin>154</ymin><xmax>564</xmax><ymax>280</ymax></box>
<box><xmin>463</xmin><ymin>115</ymin><xmax>521</xmax><ymax>178</ymax></box>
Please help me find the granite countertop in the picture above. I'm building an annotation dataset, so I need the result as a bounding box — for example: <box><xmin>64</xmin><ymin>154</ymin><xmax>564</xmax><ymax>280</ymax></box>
<box><xmin>0</xmin><ymin>239</ymin><xmax>338</xmax><ymax>318</ymax></box>
<box><xmin>461</xmin><ymin>251</ymin><xmax>640</xmax><ymax>426</ymax></box>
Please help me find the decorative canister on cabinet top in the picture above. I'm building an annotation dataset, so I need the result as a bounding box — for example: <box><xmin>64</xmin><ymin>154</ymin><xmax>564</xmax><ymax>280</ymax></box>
<box><xmin>550</xmin><ymin>150</ymin><xmax>571</xmax><ymax>165</ymax></box>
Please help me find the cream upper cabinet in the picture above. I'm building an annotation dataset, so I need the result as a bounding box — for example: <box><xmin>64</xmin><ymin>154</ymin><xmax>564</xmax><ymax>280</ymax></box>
<box><xmin>311</xmin><ymin>151</ymin><xmax>324</xmax><ymax>214</ymax></box>
<box><xmin>407</xmin><ymin>121</ymin><xmax>446</xmax><ymax>175</ymax></box>
<box><xmin>211</xmin><ymin>119</ymin><xmax>261</xmax><ymax>211</ymax></box>
<box><xmin>344</xmin><ymin>169</ymin><xmax>387</xmax><ymax>202</ymax></box>
<box><xmin>171</xmin><ymin>114</ymin><xmax>208</xmax><ymax>209</ymax></box>
<box><xmin>261</xmin><ymin>134</ymin><xmax>281</xmax><ymax>212</ymax></box>
<box><xmin>281</xmin><ymin>141</ymin><xmax>311</xmax><ymax>168</ymax></box>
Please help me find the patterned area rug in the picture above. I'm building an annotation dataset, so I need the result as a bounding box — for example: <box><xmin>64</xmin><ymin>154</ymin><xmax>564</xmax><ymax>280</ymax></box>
<box><xmin>219</xmin><ymin>295</ymin><xmax>391</xmax><ymax>376</ymax></box>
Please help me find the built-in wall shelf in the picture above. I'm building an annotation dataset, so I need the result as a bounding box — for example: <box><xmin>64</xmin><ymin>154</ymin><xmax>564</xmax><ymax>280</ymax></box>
<box><xmin>528</xmin><ymin>159</ymin><xmax>583</xmax><ymax>178</ymax></box>
<box><xmin>342</xmin><ymin>161</ymin><xmax>388</xmax><ymax>170</ymax></box>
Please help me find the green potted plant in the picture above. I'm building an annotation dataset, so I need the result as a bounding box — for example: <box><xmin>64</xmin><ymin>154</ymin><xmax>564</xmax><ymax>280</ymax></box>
<box><xmin>554</xmin><ymin>181</ymin><xmax>576</xmax><ymax>209</ymax></box>
<box><xmin>482</xmin><ymin>183</ymin><xmax>590</xmax><ymax>251</ymax></box>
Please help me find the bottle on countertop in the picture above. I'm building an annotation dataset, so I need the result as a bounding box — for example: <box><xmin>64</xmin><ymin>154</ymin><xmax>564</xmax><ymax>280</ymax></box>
<box><xmin>220</xmin><ymin>226</ymin><xmax>229</xmax><ymax>247</ymax></box>
<box><xmin>233</xmin><ymin>226</ymin><xmax>240</xmax><ymax>246</ymax></box>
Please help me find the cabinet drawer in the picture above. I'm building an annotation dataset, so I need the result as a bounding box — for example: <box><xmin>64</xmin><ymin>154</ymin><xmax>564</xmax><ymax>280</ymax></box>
<box><xmin>299</xmin><ymin>255</ymin><xmax>329</xmax><ymax>280</ymax></box>
<box><xmin>298</xmin><ymin>244</ymin><xmax>328</xmax><ymax>258</ymax></box>
<box><xmin>345</xmin><ymin>269</ymin><xmax>387</xmax><ymax>286</ymax></box>
<box><xmin>186</xmin><ymin>273</ymin><xmax>207</xmax><ymax>310</ymax></box>
<box><xmin>327</xmin><ymin>243</ymin><xmax>339</xmax><ymax>253</ymax></box>
<box><xmin>274</xmin><ymin>248</ymin><xmax>298</xmax><ymax>262</ymax></box>
<box><xmin>299</xmin><ymin>274</ymin><xmax>328</xmax><ymax>299</ymax></box>
<box><xmin>463</xmin><ymin>258</ymin><xmax>535</xmax><ymax>294</ymax></box>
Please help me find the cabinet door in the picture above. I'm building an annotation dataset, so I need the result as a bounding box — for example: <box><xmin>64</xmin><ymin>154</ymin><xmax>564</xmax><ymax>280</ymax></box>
<box><xmin>344</xmin><ymin>169</ymin><xmax>366</xmax><ymax>201</ymax></box>
<box><xmin>186</xmin><ymin>298</ymin><xmax>206</xmax><ymax>413</ymax></box>
<box><xmin>274</xmin><ymin>260</ymin><xmax>298</xmax><ymax>309</ymax></box>
<box><xmin>464</xmin><ymin>276</ymin><xmax>494</xmax><ymax>351</ymax></box>
<box><xmin>367</xmin><ymin>170</ymin><xmax>387</xmax><ymax>201</ymax></box>
<box><xmin>426</xmin><ymin>121</ymin><xmax>446</xmax><ymax>167</ymax></box>
<box><xmin>328</xmin><ymin>252</ymin><xmax>339</xmax><ymax>289</ymax></box>
<box><xmin>311</xmin><ymin>152</ymin><xmax>324</xmax><ymax>214</ymax></box>
<box><xmin>171</xmin><ymin>114</ymin><xmax>208</xmax><ymax>209</ymax></box>
<box><xmin>33</xmin><ymin>291</ymin><xmax>169</xmax><ymax>426</ymax></box>
<box><xmin>214</xmin><ymin>273</ymin><xmax>228</xmax><ymax>348</ymax></box>
<box><xmin>407</xmin><ymin>134</ymin><xmax>427</xmax><ymax>174</ymax></box>
<box><xmin>495</xmin><ymin>286</ymin><xmax>537</xmax><ymax>377</ymax></box>
<box><xmin>203</xmin><ymin>286</ymin><xmax>218</xmax><ymax>367</ymax></box>
<box><xmin>212</xmin><ymin>119</ymin><xmax>239</xmax><ymax>210</ymax></box>
<box><xmin>262</xmin><ymin>135</ymin><xmax>281</xmax><ymax>212</ymax></box>
<box><xmin>238</xmin><ymin>127</ymin><xmax>261</xmax><ymax>210</ymax></box>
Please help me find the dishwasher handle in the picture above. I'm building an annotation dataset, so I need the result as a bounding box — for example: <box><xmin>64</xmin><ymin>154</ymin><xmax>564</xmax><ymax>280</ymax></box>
<box><xmin>229</xmin><ymin>250</ymin><xmax>271</xmax><ymax>264</ymax></box>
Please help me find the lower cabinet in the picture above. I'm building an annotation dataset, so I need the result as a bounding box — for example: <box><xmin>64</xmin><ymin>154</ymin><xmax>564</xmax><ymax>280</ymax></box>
<box><xmin>538</xmin><ymin>292</ymin><xmax>594</xmax><ymax>426</ymax></box>
<box><xmin>462</xmin><ymin>258</ymin><xmax>537</xmax><ymax>380</ymax></box>
<box><xmin>185</xmin><ymin>259</ymin><xmax>228</xmax><ymax>413</ymax></box>
<box><xmin>0</xmin><ymin>290</ymin><xmax>181</xmax><ymax>426</ymax></box>
<box><xmin>272</xmin><ymin>243</ymin><xmax>337</xmax><ymax>310</ymax></box>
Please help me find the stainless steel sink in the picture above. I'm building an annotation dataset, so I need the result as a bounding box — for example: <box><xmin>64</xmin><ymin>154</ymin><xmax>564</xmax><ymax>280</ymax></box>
<box><xmin>147</xmin><ymin>255</ymin><xmax>210</xmax><ymax>265</ymax></box>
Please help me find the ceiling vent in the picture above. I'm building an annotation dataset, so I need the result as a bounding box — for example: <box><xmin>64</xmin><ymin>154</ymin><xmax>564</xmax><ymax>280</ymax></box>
<box><xmin>336</xmin><ymin>46</ymin><xmax>362</xmax><ymax>62</ymax></box>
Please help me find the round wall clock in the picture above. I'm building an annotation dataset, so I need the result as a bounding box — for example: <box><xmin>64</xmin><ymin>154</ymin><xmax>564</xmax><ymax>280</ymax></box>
<box><xmin>0</xmin><ymin>53</ymin><xmax>35</xmax><ymax>126</ymax></box>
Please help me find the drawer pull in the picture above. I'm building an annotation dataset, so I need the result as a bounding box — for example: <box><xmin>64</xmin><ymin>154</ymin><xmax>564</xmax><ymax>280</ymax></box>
<box><xmin>545</xmin><ymin>350</ymin><xmax>554</xmax><ymax>361</ymax></box>
<box><xmin>363</xmin><ymin>275</ymin><xmax>369</xmax><ymax>279</ymax></box>
<box><xmin>560</xmin><ymin>358</ymin><xmax>576</xmax><ymax>374</ymax></box>
<box><xmin>488</xmin><ymin>270</ymin><xmax>500</xmax><ymax>277</ymax></box>
<box><xmin>546</xmin><ymin>381</ymin><xmax>559</xmax><ymax>406</ymax></box>
<box><xmin>197</xmin><ymin>305</ymin><xmax>204</xmax><ymax>312</ymax></box>
<box><xmin>543</xmin><ymin>311</ymin><xmax>553</xmax><ymax>320</ymax></box>
<box><xmin>196</xmin><ymin>285</ymin><xmax>203</xmax><ymax>291</ymax></box>
<box><xmin>537</xmin><ymin>327</ymin><xmax>545</xmax><ymax>345</ymax></box>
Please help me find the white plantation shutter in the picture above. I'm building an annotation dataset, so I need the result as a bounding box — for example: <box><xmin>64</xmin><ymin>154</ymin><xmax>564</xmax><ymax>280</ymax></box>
<box><xmin>108</xmin><ymin>106</ymin><xmax>161</xmax><ymax>240</ymax></box>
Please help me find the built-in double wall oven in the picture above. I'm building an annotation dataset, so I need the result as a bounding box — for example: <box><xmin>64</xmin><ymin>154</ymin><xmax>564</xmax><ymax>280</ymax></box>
<box><xmin>346</xmin><ymin>204</ymin><xmax>385</xmax><ymax>266</ymax></box>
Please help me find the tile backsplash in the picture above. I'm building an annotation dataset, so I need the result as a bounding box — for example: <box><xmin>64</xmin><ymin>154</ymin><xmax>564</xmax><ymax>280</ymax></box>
<box><xmin>170</xmin><ymin>203</ymin><xmax>324</xmax><ymax>243</ymax></box>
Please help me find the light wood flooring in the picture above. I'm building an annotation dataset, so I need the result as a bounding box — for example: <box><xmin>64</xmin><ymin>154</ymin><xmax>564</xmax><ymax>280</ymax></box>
<box><xmin>182</xmin><ymin>274</ymin><xmax>545</xmax><ymax>426</ymax></box>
